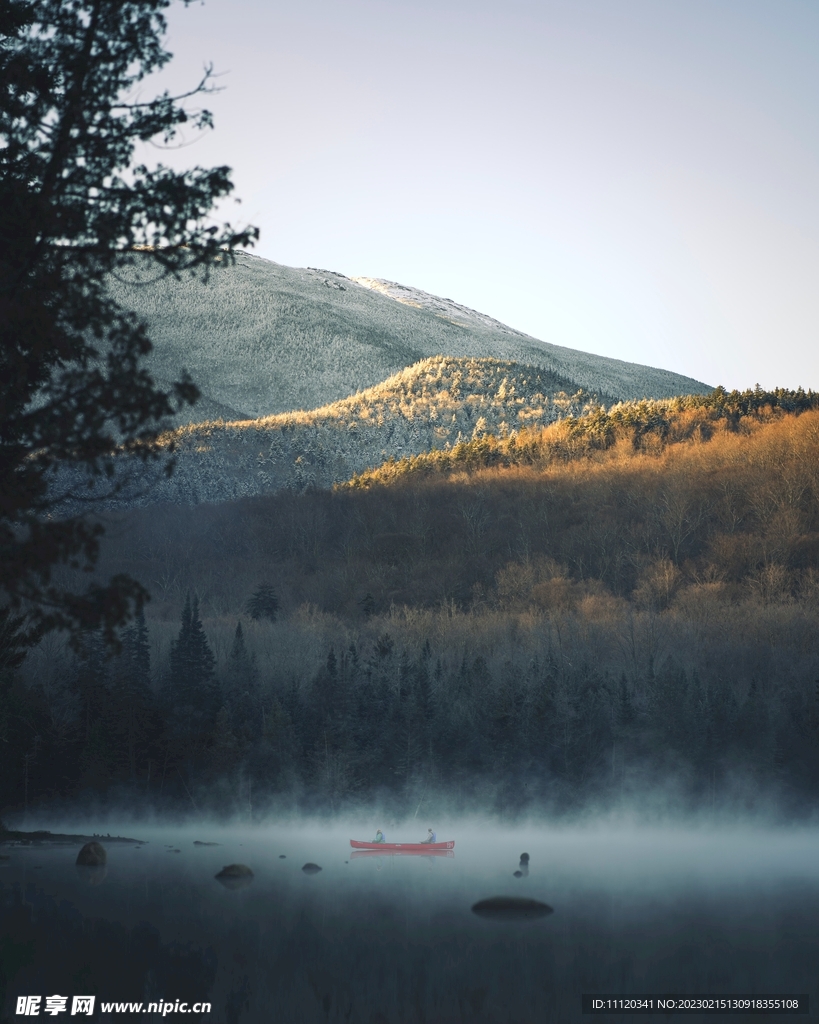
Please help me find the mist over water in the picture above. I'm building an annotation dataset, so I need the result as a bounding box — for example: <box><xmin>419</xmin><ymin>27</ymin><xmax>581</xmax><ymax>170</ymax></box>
<box><xmin>3</xmin><ymin>816</ymin><xmax>819</xmax><ymax>1023</ymax></box>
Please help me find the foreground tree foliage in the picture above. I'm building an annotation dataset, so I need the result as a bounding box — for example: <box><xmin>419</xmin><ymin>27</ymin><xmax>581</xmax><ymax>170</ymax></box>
<box><xmin>0</xmin><ymin>0</ymin><xmax>257</xmax><ymax>645</ymax></box>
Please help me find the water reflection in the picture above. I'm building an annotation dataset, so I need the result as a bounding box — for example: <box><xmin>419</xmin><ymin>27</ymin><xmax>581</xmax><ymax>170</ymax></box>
<box><xmin>74</xmin><ymin>864</ymin><xmax>108</xmax><ymax>886</ymax></box>
<box><xmin>350</xmin><ymin>849</ymin><xmax>454</xmax><ymax>859</ymax></box>
<box><xmin>1</xmin><ymin>825</ymin><xmax>818</xmax><ymax>1023</ymax></box>
<box><xmin>471</xmin><ymin>895</ymin><xmax>554</xmax><ymax>919</ymax></box>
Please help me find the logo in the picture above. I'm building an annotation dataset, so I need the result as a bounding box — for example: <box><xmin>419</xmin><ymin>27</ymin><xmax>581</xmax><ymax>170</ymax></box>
<box><xmin>15</xmin><ymin>996</ymin><xmax>95</xmax><ymax>1017</ymax></box>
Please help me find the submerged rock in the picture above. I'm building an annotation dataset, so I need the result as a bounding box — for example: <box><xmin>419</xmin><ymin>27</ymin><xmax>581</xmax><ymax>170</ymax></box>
<box><xmin>279</xmin><ymin>855</ymin><xmax>286</xmax><ymax>859</ymax></box>
<box><xmin>302</xmin><ymin>863</ymin><xmax>322</xmax><ymax>874</ymax></box>
<box><xmin>215</xmin><ymin>864</ymin><xmax>254</xmax><ymax>890</ymax></box>
<box><xmin>193</xmin><ymin>841</ymin><xmax>219</xmax><ymax>846</ymax></box>
<box><xmin>519</xmin><ymin>852</ymin><xmax>530</xmax><ymax>863</ymax></box>
<box><xmin>76</xmin><ymin>841</ymin><xmax>106</xmax><ymax>866</ymax></box>
<box><xmin>216</xmin><ymin>863</ymin><xmax>253</xmax><ymax>877</ymax></box>
<box><xmin>471</xmin><ymin>897</ymin><xmax>553</xmax><ymax>921</ymax></box>
<box><xmin>513</xmin><ymin>870</ymin><xmax>523</xmax><ymax>878</ymax></box>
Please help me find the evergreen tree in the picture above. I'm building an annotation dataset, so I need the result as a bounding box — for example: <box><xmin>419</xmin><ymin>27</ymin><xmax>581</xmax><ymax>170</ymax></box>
<box><xmin>0</xmin><ymin>608</ymin><xmax>39</xmax><ymax>812</ymax></box>
<box><xmin>245</xmin><ymin>584</ymin><xmax>279</xmax><ymax>623</ymax></box>
<box><xmin>123</xmin><ymin>608</ymin><xmax>151</xmax><ymax>696</ymax></box>
<box><xmin>225</xmin><ymin>622</ymin><xmax>255</xmax><ymax>691</ymax></box>
<box><xmin>224</xmin><ymin>621</ymin><xmax>259</xmax><ymax>743</ymax></box>
<box><xmin>111</xmin><ymin>608</ymin><xmax>155</xmax><ymax>780</ymax></box>
<box><xmin>0</xmin><ymin>0</ymin><xmax>257</xmax><ymax>647</ymax></box>
<box><xmin>72</xmin><ymin>629</ymin><xmax>116</xmax><ymax>788</ymax></box>
<box><xmin>74</xmin><ymin>630</ymin><xmax>110</xmax><ymax>745</ymax></box>
<box><xmin>165</xmin><ymin>594</ymin><xmax>218</xmax><ymax>751</ymax></box>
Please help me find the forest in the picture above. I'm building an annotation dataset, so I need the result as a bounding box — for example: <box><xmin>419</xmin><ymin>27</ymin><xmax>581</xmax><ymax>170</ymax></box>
<box><xmin>3</xmin><ymin>388</ymin><xmax>819</xmax><ymax>821</ymax></box>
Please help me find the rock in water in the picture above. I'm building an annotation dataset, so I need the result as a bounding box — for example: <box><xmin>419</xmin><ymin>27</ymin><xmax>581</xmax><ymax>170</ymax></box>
<box><xmin>302</xmin><ymin>863</ymin><xmax>322</xmax><ymax>874</ymax></box>
<box><xmin>513</xmin><ymin>870</ymin><xmax>523</xmax><ymax>878</ymax></box>
<box><xmin>75</xmin><ymin>842</ymin><xmax>108</xmax><ymax>884</ymax></box>
<box><xmin>193</xmin><ymin>841</ymin><xmax>219</xmax><ymax>846</ymax></box>
<box><xmin>215</xmin><ymin>864</ymin><xmax>254</xmax><ymax>890</ymax></box>
<box><xmin>76</xmin><ymin>841</ymin><xmax>106</xmax><ymax>866</ymax></box>
<box><xmin>216</xmin><ymin>863</ymin><xmax>253</xmax><ymax>877</ymax></box>
<box><xmin>471</xmin><ymin>897</ymin><xmax>553</xmax><ymax>920</ymax></box>
<box><xmin>519</xmin><ymin>852</ymin><xmax>530</xmax><ymax>863</ymax></box>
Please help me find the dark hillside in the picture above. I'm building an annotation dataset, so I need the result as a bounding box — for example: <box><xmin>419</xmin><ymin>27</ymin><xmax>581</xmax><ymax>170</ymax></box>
<box><xmin>102</xmin><ymin>392</ymin><xmax>819</xmax><ymax>615</ymax></box>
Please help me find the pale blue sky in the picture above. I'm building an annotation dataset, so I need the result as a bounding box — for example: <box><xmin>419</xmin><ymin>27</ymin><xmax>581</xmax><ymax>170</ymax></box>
<box><xmin>152</xmin><ymin>0</ymin><xmax>819</xmax><ymax>389</ymax></box>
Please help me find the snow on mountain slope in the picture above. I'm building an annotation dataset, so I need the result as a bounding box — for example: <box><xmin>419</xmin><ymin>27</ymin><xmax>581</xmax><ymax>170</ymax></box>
<box><xmin>105</xmin><ymin>253</ymin><xmax>710</xmax><ymax>425</ymax></box>
<box><xmin>350</xmin><ymin>277</ymin><xmax>524</xmax><ymax>334</ymax></box>
<box><xmin>82</xmin><ymin>356</ymin><xmax>606</xmax><ymax>507</ymax></box>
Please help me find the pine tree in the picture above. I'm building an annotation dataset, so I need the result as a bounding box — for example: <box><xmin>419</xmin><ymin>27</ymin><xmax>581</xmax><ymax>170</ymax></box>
<box><xmin>0</xmin><ymin>609</ymin><xmax>42</xmax><ymax>811</ymax></box>
<box><xmin>74</xmin><ymin>630</ymin><xmax>110</xmax><ymax>745</ymax></box>
<box><xmin>225</xmin><ymin>622</ymin><xmax>255</xmax><ymax>690</ymax></box>
<box><xmin>123</xmin><ymin>608</ymin><xmax>151</xmax><ymax>696</ymax></box>
<box><xmin>245</xmin><ymin>584</ymin><xmax>279</xmax><ymax>623</ymax></box>
<box><xmin>111</xmin><ymin>608</ymin><xmax>155</xmax><ymax>780</ymax></box>
<box><xmin>0</xmin><ymin>0</ymin><xmax>257</xmax><ymax>647</ymax></box>
<box><xmin>165</xmin><ymin>594</ymin><xmax>218</xmax><ymax>749</ymax></box>
<box><xmin>224</xmin><ymin>621</ymin><xmax>259</xmax><ymax>743</ymax></box>
<box><xmin>72</xmin><ymin>629</ymin><xmax>117</xmax><ymax>788</ymax></box>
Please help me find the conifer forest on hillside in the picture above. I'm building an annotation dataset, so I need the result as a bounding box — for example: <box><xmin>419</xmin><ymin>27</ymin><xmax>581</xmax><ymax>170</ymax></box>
<box><xmin>4</xmin><ymin>389</ymin><xmax>819</xmax><ymax>820</ymax></box>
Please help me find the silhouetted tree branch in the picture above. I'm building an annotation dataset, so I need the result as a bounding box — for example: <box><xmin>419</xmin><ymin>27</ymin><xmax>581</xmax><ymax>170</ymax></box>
<box><xmin>0</xmin><ymin>0</ymin><xmax>259</xmax><ymax>647</ymax></box>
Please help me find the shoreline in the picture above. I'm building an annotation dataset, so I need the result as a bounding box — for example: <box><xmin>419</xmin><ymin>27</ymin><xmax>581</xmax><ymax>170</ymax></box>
<box><xmin>0</xmin><ymin>829</ymin><xmax>144</xmax><ymax>846</ymax></box>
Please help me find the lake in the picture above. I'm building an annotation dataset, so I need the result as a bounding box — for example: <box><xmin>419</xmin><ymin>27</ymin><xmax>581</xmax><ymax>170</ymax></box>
<box><xmin>2</xmin><ymin>822</ymin><xmax>817</xmax><ymax>1022</ymax></box>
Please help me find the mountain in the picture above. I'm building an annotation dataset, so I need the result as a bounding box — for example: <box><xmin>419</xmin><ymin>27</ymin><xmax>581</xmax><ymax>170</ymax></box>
<box><xmin>106</xmin><ymin>253</ymin><xmax>710</xmax><ymax>424</ymax></box>
<box><xmin>79</xmin><ymin>254</ymin><xmax>717</xmax><ymax>508</ymax></box>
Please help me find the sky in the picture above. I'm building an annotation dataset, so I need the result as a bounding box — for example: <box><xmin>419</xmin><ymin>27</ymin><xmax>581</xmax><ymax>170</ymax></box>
<box><xmin>149</xmin><ymin>0</ymin><xmax>819</xmax><ymax>390</ymax></box>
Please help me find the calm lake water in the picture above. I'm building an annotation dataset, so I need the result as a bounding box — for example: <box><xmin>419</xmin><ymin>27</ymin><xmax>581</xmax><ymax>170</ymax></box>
<box><xmin>1</xmin><ymin>822</ymin><xmax>818</xmax><ymax>1023</ymax></box>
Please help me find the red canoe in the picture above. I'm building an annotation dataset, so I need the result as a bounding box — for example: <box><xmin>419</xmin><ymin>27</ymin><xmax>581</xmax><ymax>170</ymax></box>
<box><xmin>350</xmin><ymin>839</ymin><xmax>455</xmax><ymax>851</ymax></box>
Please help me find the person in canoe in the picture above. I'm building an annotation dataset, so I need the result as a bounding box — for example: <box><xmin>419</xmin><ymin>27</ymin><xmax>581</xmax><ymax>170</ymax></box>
<box><xmin>420</xmin><ymin>828</ymin><xmax>437</xmax><ymax>844</ymax></box>
<box><xmin>373</xmin><ymin>829</ymin><xmax>386</xmax><ymax>843</ymax></box>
